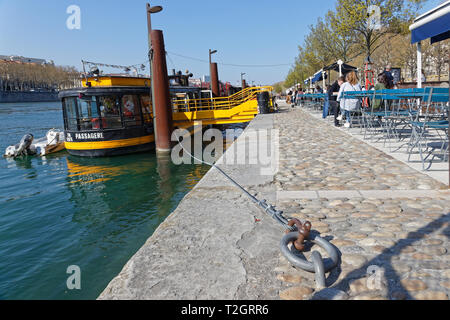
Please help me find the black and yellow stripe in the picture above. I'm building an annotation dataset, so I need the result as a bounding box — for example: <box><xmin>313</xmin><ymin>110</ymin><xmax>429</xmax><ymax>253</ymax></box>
<box><xmin>65</xmin><ymin>128</ymin><xmax>155</xmax><ymax>157</ymax></box>
<box><xmin>65</xmin><ymin>135</ymin><xmax>154</xmax><ymax>150</ymax></box>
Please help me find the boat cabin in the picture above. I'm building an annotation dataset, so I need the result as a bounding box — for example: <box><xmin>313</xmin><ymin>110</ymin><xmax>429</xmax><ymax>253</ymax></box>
<box><xmin>59</xmin><ymin>75</ymin><xmax>201</xmax><ymax>157</ymax></box>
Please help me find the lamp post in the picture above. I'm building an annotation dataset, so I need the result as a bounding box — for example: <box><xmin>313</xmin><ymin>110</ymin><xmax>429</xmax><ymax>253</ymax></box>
<box><xmin>209</xmin><ymin>49</ymin><xmax>217</xmax><ymax>65</ymax></box>
<box><xmin>337</xmin><ymin>59</ymin><xmax>343</xmax><ymax>77</ymax></box>
<box><xmin>147</xmin><ymin>3</ymin><xmax>163</xmax><ymax>55</ymax></box>
<box><xmin>322</xmin><ymin>70</ymin><xmax>326</xmax><ymax>91</ymax></box>
<box><xmin>417</xmin><ymin>42</ymin><xmax>422</xmax><ymax>88</ymax></box>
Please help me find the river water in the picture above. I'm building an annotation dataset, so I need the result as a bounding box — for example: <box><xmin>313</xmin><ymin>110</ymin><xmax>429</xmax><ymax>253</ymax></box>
<box><xmin>0</xmin><ymin>101</ymin><xmax>209</xmax><ymax>299</ymax></box>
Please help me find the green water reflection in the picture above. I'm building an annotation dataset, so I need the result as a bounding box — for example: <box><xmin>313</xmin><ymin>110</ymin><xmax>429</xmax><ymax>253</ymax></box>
<box><xmin>0</xmin><ymin>151</ymin><xmax>208</xmax><ymax>300</ymax></box>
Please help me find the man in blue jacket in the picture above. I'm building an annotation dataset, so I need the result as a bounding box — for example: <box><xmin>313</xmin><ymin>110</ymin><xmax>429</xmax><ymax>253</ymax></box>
<box><xmin>384</xmin><ymin>64</ymin><xmax>394</xmax><ymax>84</ymax></box>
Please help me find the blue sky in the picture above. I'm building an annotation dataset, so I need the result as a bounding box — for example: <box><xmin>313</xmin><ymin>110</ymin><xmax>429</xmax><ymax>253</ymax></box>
<box><xmin>0</xmin><ymin>0</ymin><xmax>443</xmax><ymax>85</ymax></box>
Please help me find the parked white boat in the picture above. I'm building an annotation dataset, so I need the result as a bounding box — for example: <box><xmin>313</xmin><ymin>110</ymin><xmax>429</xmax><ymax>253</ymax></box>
<box><xmin>4</xmin><ymin>129</ymin><xmax>65</xmax><ymax>157</ymax></box>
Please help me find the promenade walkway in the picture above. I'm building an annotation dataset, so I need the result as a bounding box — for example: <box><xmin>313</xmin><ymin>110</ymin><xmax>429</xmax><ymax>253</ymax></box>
<box><xmin>99</xmin><ymin>101</ymin><xmax>449</xmax><ymax>300</ymax></box>
<box><xmin>273</xmin><ymin>101</ymin><xmax>449</xmax><ymax>300</ymax></box>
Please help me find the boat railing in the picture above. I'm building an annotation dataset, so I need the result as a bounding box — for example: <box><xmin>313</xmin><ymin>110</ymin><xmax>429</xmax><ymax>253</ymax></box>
<box><xmin>171</xmin><ymin>86</ymin><xmax>273</xmax><ymax>113</ymax></box>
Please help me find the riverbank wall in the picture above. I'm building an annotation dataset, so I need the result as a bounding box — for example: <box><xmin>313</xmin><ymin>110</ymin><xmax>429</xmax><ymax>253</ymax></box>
<box><xmin>0</xmin><ymin>91</ymin><xmax>59</xmax><ymax>103</ymax></box>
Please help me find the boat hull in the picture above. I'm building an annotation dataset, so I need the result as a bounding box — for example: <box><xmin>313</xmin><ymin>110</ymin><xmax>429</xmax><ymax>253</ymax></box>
<box><xmin>64</xmin><ymin>127</ymin><xmax>155</xmax><ymax>157</ymax></box>
<box><xmin>66</xmin><ymin>141</ymin><xmax>155</xmax><ymax>157</ymax></box>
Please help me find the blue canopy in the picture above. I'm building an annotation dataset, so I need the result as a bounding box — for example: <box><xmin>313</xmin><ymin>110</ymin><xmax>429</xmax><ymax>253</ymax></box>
<box><xmin>311</xmin><ymin>70</ymin><xmax>327</xmax><ymax>84</ymax></box>
<box><xmin>410</xmin><ymin>1</ymin><xmax>450</xmax><ymax>44</ymax></box>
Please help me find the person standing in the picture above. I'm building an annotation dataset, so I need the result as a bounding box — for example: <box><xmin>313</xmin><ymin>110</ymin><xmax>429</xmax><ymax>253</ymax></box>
<box><xmin>322</xmin><ymin>85</ymin><xmax>330</xmax><ymax>118</ymax></box>
<box><xmin>384</xmin><ymin>64</ymin><xmax>394</xmax><ymax>84</ymax></box>
<box><xmin>296</xmin><ymin>88</ymin><xmax>303</xmax><ymax>106</ymax></box>
<box><xmin>315</xmin><ymin>85</ymin><xmax>323</xmax><ymax>93</ymax></box>
<box><xmin>337</xmin><ymin>71</ymin><xmax>362</xmax><ymax>128</ymax></box>
<box><xmin>372</xmin><ymin>72</ymin><xmax>393</xmax><ymax>111</ymax></box>
<box><xmin>328</xmin><ymin>76</ymin><xmax>345</xmax><ymax>125</ymax></box>
<box><xmin>292</xmin><ymin>89</ymin><xmax>298</xmax><ymax>106</ymax></box>
<box><xmin>421</xmin><ymin>69</ymin><xmax>426</xmax><ymax>83</ymax></box>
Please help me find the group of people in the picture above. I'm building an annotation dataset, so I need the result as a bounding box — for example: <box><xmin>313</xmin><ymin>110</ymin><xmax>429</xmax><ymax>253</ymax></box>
<box><xmin>287</xmin><ymin>63</ymin><xmax>428</xmax><ymax>127</ymax></box>
<box><xmin>287</xmin><ymin>88</ymin><xmax>305</xmax><ymax>106</ymax></box>
<box><xmin>320</xmin><ymin>65</ymin><xmax>400</xmax><ymax>127</ymax></box>
<box><xmin>319</xmin><ymin>70</ymin><xmax>361</xmax><ymax>128</ymax></box>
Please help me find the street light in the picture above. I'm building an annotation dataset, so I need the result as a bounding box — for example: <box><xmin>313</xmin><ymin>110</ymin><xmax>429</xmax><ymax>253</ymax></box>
<box><xmin>209</xmin><ymin>49</ymin><xmax>217</xmax><ymax>65</ymax></box>
<box><xmin>240</xmin><ymin>72</ymin><xmax>246</xmax><ymax>88</ymax></box>
<box><xmin>149</xmin><ymin>5</ymin><xmax>162</xmax><ymax>13</ymax></box>
<box><xmin>147</xmin><ymin>3</ymin><xmax>163</xmax><ymax>49</ymax></box>
<box><xmin>337</xmin><ymin>59</ymin><xmax>343</xmax><ymax>76</ymax></box>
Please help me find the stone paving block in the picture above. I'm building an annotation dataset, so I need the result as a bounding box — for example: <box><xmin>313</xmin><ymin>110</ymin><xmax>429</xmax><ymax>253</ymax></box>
<box><xmin>279</xmin><ymin>286</ymin><xmax>314</xmax><ymax>300</ymax></box>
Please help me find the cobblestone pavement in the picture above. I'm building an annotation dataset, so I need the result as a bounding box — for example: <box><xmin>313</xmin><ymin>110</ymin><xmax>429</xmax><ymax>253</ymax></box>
<box><xmin>272</xmin><ymin>103</ymin><xmax>450</xmax><ymax>300</ymax></box>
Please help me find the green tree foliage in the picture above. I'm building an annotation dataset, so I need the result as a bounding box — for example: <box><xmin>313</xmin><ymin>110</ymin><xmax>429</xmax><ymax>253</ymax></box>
<box><xmin>326</xmin><ymin>10</ymin><xmax>355</xmax><ymax>62</ymax></box>
<box><xmin>272</xmin><ymin>81</ymin><xmax>284</xmax><ymax>93</ymax></box>
<box><xmin>285</xmin><ymin>0</ymin><xmax>427</xmax><ymax>85</ymax></box>
<box><xmin>332</xmin><ymin>0</ymin><xmax>426</xmax><ymax>57</ymax></box>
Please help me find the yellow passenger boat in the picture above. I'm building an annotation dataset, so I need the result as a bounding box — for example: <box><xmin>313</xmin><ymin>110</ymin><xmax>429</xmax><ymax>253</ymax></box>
<box><xmin>58</xmin><ymin>75</ymin><xmax>200</xmax><ymax>157</ymax></box>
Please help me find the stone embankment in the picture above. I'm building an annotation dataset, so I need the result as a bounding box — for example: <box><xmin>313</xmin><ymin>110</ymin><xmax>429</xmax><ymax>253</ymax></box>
<box><xmin>99</xmin><ymin>101</ymin><xmax>449</xmax><ymax>300</ymax></box>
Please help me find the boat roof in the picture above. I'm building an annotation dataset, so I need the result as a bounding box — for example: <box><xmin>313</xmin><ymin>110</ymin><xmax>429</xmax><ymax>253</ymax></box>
<box><xmin>81</xmin><ymin>75</ymin><xmax>151</xmax><ymax>88</ymax></box>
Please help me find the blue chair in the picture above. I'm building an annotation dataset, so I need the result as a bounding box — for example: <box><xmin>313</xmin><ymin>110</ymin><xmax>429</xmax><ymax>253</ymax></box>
<box><xmin>407</xmin><ymin>87</ymin><xmax>449</xmax><ymax>170</ymax></box>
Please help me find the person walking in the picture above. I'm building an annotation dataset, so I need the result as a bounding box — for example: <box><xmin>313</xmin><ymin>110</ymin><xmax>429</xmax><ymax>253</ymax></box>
<box><xmin>293</xmin><ymin>89</ymin><xmax>298</xmax><ymax>106</ymax></box>
<box><xmin>337</xmin><ymin>71</ymin><xmax>362</xmax><ymax>128</ymax></box>
<box><xmin>296</xmin><ymin>88</ymin><xmax>303</xmax><ymax>106</ymax></box>
<box><xmin>287</xmin><ymin>90</ymin><xmax>292</xmax><ymax>104</ymax></box>
<box><xmin>328</xmin><ymin>76</ymin><xmax>345</xmax><ymax>125</ymax></box>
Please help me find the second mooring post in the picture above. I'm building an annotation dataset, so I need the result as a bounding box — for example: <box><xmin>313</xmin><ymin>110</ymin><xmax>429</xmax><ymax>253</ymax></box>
<box><xmin>210</xmin><ymin>62</ymin><xmax>220</xmax><ymax>97</ymax></box>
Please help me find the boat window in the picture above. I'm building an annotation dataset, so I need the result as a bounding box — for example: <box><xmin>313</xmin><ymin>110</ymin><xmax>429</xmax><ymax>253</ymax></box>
<box><xmin>63</xmin><ymin>97</ymin><xmax>78</xmax><ymax>131</ymax></box>
<box><xmin>140</xmin><ymin>94</ymin><xmax>152</xmax><ymax>123</ymax></box>
<box><xmin>121</xmin><ymin>95</ymin><xmax>142</xmax><ymax>127</ymax></box>
<box><xmin>97</xmin><ymin>96</ymin><xmax>122</xmax><ymax>129</ymax></box>
<box><xmin>77</xmin><ymin>96</ymin><xmax>99</xmax><ymax>131</ymax></box>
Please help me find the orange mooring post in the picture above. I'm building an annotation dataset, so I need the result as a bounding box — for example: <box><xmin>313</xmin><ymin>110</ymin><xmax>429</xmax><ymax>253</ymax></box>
<box><xmin>210</xmin><ymin>62</ymin><xmax>220</xmax><ymax>97</ymax></box>
<box><xmin>151</xmin><ymin>29</ymin><xmax>173</xmax><ymax>153</ymax></box>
